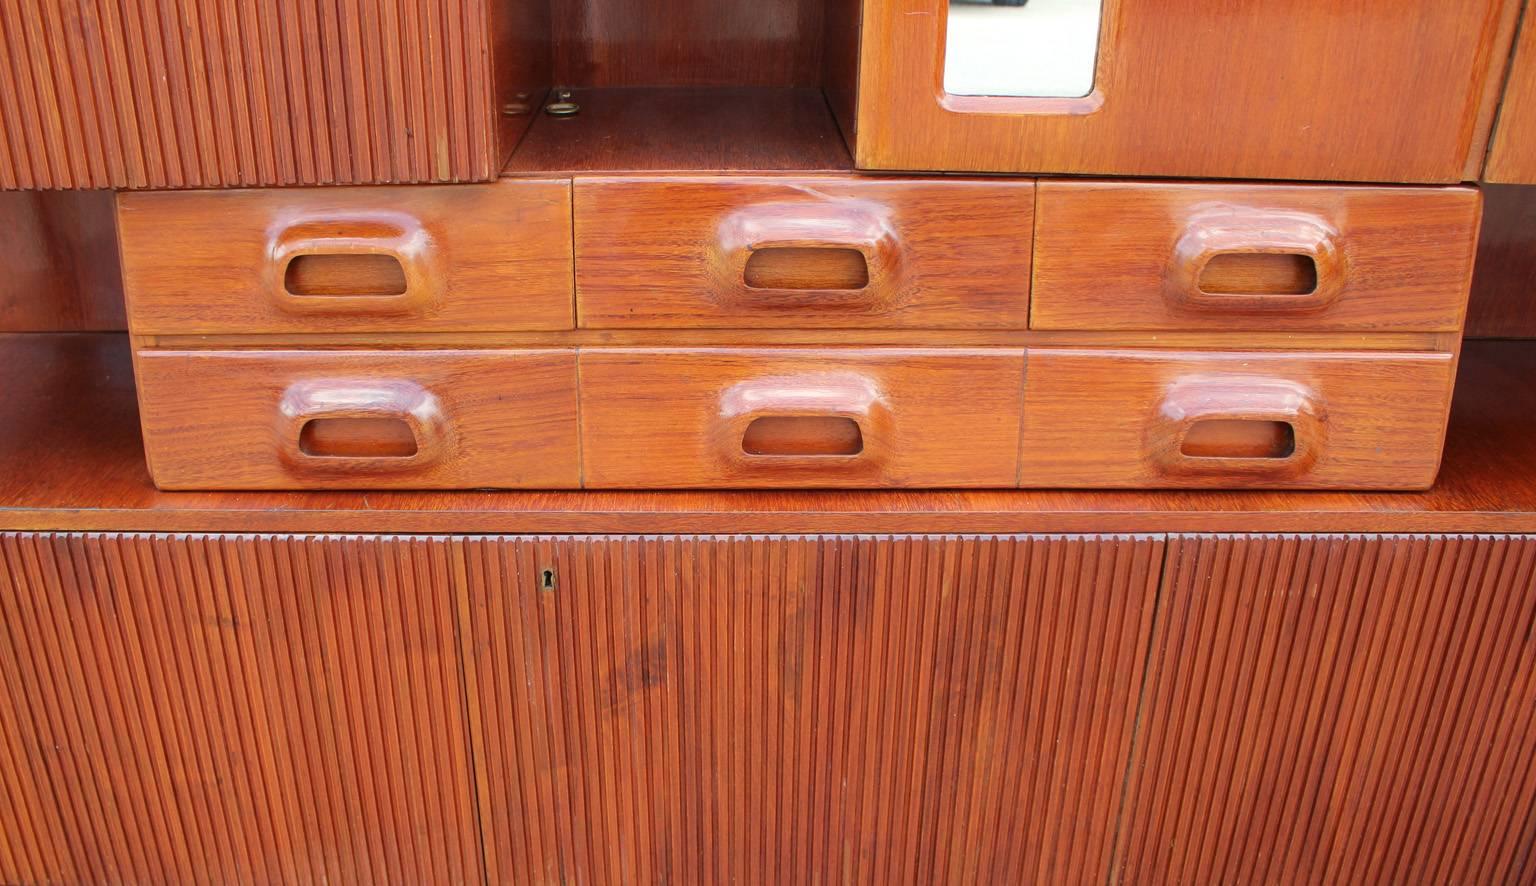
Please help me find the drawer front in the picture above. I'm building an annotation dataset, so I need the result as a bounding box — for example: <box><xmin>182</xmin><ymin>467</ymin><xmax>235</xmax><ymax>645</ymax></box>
<box><xmin>136</xmin><ymin>350</ymin><xmax>580</xmax><ymax>489</ymax></box>
<box><xmin>575</xmin><ymin>177</ymin><xmax>1034</xmax><ymax>329</ymax></box>
<box><xmin>1019</xmin><ymin>349</ymin><xmax>1457</xmax><ymax>490</ymax></box>
<box><xmin>1032</xmin><ymin>182</ymin><xmax>1480</xmax><ymax>332</ymax></box>
<box><xmin>119</xmin><ymin>180</ymin><xmax>574</xmax><ymax>334</ymax></box>
<box><xmin>580</xmin><ymin>349</ymin><xmax>1026</xmax><ymax>487</ymax></box>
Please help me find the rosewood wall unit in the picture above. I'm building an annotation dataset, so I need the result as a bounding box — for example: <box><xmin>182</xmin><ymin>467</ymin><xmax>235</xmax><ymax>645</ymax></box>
<box><xmin>5</xmin><ymin>0</ymin><xmax>1536</xmax><ymax>882</ymax></box>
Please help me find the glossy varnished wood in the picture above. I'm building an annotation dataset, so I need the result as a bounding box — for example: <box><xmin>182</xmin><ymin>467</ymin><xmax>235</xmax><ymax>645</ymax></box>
<box><xmin>118</xmin><ymin>180</ymin><xmax>574</xmax><ymax>334</ymax></box>
<box><xmin>6</xmin><ymin>334</ymin><xmax>1536</xmax><ymax>532</ymax></box>
<box><xmin>579</xmin><ymin>348</ymin><xmax>1026</xmax><ymax>488</ymax></box>
<box><xmin>550</xmin><ymin>0</ymin><xmax>825</xmax><ymax>87</ymax></box>
<box><xmin>853</xmin><ymin>0</ymin><xmax>1520</xmax><ymax>181</ymax></box>
<box><xmin>1020</xmin><ymin>349</ymin><xmax>1458</xmax><ymax>490</ymax></box>
<box><xmin>463</xmin><ymin>534</ymin><xmax>1162</xmax><ymax>883</ymax></box>
<box><xmin>0</xmin><ymin>0</ymin><xmax>538</xmax><ymax>189</ymax></box>
<box><xmin>1033</xmin><ymin>182</ymin><xmax>1481</xmax><ymax>332</ymax></box>
<box><xmin>1467</xmin><ymin>183</ymin><xmax>1536</xmax><ymax>337</ymax></box>
<box><xmin>576</xmin><ymin>176</ymin><xmax>1032</xmax><ymax>328</ymax></box>
<box><xmin>503</xmin><ymin>87</ymin><xmax>852</xmax><ymax>173</ymax></box>
<box><xmin>1119</xmin><ymin>534</ymin><xmax>1536</xmax><ymax>883</ymax></box>
<box><xmin>0</xmin><ymin>533</ymin><xmax>483</xmax><ymax>883</ymax></box>
<box><xmin>0</xmin><ymin>191</ymin><xmax>123</xmax><ymax>332</ymax></box>
<box><xmin>135</xmin><ymin>349</ymin><xmax>581</xmax><ymax>489</ymax></box>
<box><xmin>1485</xmin><ymin>8</ymin><xmax>1536</xmax><ymax>182</ymax></box>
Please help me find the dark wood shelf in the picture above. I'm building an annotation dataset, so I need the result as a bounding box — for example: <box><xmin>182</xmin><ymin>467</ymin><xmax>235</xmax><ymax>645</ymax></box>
<box><xmin>502</xmin><ymin>87</ymin><xmax>853</xmax><ymax>174</ymax></box>
<box><xmin>3</xmin><ymin>333</ymin><xmax>1535</xmax><ymax>534</ymax></box>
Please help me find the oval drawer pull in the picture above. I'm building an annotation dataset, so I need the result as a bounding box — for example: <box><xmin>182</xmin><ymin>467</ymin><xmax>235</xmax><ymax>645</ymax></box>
<box><xmin>710</xmin><ymin>199</ymin><xmax>905</xmax><ymax>310</ymax></box>
<box><xmin>1148</xmin><ymin>376</ymin><xmax>1326</xmax><ymax>479</ymax></box>
<box><xmin>712</xmin><ymin>372</ymin><xmax>889</xmax><ymax>472</ymax></box>
<box><xmin>277</xmin><ymin>379</ymin><xmax>450</xmax><ymax>473</ymax></box>
<box><xmin>1166</xmin><ymin>208</ymin><xmax>1346</xmax><ymax>314</ymax></box>
<box><xmin>265</xmin><ymin>211</ymin><xmax>440</xmax><ymax>316</ymax></box>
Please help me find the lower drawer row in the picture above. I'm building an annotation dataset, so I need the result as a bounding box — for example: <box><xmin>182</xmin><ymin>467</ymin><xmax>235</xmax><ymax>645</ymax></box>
<box><xmin>133</xmin><ymin>347</ymin><xmax>1457</xmax><ymax>491</ymax></box>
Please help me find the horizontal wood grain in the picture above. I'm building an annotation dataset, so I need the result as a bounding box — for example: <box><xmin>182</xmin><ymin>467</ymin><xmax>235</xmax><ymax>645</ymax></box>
<box><xmin>1033</xmin><ymin>181</ymin><xmax>1481</xmax><ymax>332</ymax></box>
<box><xmin>118</xmin><ymin>181</ymin><xmax>574</xmax><ymax>334</ymax></box>
<box><xmin>0</xmin><ymin>532</ymin><xmax>483</xmax><ymax>884</ymax></box>
<box><xmin>1020</xmin><ymin>349</ymin><xmax>1458</xmax><ymax>490</ymax></box>
<box><xmin>6</xmin><ymin>334</ymin><xmax>1536</xmax><ymax>533</ymax></box>
<box><xmin>1119</xmin><ymin>534</ymin><xmax>1536</xmax><ymax>884</ymax></box>
<box><xmin>576</xmin><ymin>176</ymin><xmax>1033</xmax><ymax>328</ymax></box>
<box><xmin>853</xmin><ymin>0</ymin><xmax>1521</xmax><ymax>181</ymax></box>
<box><xmin>463</xmin><ymin>534</ymin><xmax>1161</xmax><ymax>883</ymax></box>
<box><xmin>579</xmin><ymin>349</ymin><xmax>1026</xmax><ymax>487</ymax></box>
<box><xmin>503</xmin><ymin>87</ymin><xmax>852</xmax><ymax>173</ymax></box>
<box><xmin>135</xmin><ymin>349</ymin><xmax>580</xmax><ymax>489</ymax></box>
<box><xmin>0</xmin><ymin>190</ymin><xmax>123</xmax><ymax>332</ymax></box>
<box><xmin>0</xmin><ymin>0</ymin><xmax>533</xmax><ymax>189</ymax></box>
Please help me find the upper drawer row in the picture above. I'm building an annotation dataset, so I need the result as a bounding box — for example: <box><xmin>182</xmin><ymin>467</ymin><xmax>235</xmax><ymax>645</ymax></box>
<box><xmin>118</xmin><ymin>177</ymin><xmax>1482</xmax><ymax>335</ymax></box>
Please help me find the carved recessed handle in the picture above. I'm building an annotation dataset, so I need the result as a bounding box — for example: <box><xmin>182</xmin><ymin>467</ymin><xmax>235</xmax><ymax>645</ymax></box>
<box><xmin>264</xmin><ymin>210</ymin><xmax>440</xmax><ymax>316</ymax></box>
<box><xmin>709</xmin><ymin>198</ymin><xmax>905</xmax><ymax>312</ymax></box>
<box><xmin>1147</xmin><ymin>375</ymin><xmax>1326</xmax><ymax>480</ymax></box>
<box><xmin>712</xmin><ymin>372</ymin><xmax>891</xmax><ymax>474</ymax></box>
<box><xmin>276</xmin><ymin>378</ymin><xmax>451</xmax><ymax>474</ymax></box>
<box><xmin>1166</xmin><ymin>207</ymin><xmax>1347</xmax><ymax>314</ymax></box>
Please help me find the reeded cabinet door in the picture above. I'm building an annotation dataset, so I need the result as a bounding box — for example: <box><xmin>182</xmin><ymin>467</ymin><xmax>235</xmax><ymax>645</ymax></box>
<box><xmin>461</xmin><ymin>534</ymin><xmax>1164</xmax><ymax>884</ymax></box>
<box><xmin>1120</xmin><ymin>534</ymin><xmax>1536</xmax><ymax>884</ymax></box>
<box><xmin>0</xmin><ymin>533</ymin><xmax>482</xmax><ymax>885</ymax></box>
<box><xmin>852</xmin><ymin>0</ymin><xmax>1519</xmax><ymax>181</ymax></box>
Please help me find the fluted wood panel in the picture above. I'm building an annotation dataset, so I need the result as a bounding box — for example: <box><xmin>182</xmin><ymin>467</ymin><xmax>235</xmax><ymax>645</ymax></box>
<box><xmin>0</xmin><ymin>533</ymin><xmax>483</xmax><ymax>884</ymax></box>
<box><xmin>461</xmin><ymin>534</ymin><xmax>1164</xmax><ymax>884</ymax></box>
<box><xmin>0</xmin><ymin>0</ymin><xmax>518</xmax><ymax>189</ymax></box>
<box><xmin>1119</xmin><ymin>534</ymin><xmax>1536</xmax><ymax>884</ymax></box>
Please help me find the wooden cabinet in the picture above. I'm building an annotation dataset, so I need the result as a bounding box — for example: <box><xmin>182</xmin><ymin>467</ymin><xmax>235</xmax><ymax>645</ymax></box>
<box><xmin>1121</xmin><ymin>534</ymin><xmax>1536</xmax><ymax>884</ymax></box>
<box><xmin>849</xmin><ymin>0</ymin><xmax>1520</xmax><ymax>181</ymax></box>
<box><xmin>6</xmin><ymin>530</ymin><xmax>1536</xmax><ymax>884</ymax></box>
<box><xmin>1485</xmin><ymin>11</ymin><xmax>1536</xmax><ymax>182</ymax></box>
<box><xmin>0</xmin><ymin>0</ymin><xmax>546</xmax><ymax>189</ymax></box>
<box><xmin>0</xmin><ymin>533</ymin><xmax>483</xmax><ymax>884</ymax></box>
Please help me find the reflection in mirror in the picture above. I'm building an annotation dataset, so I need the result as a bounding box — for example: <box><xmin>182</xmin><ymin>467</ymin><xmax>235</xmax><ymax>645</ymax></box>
<box><xmin>943</xmin><ymin>0</ymin><xmax>1104</xmax><ymax>98</ymax></box>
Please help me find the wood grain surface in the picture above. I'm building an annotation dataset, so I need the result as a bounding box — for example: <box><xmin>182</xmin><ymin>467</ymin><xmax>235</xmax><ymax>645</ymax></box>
<box><xmin>0</xmin><ymin>0</ymin><xmax>531</xmax><ymax>189</ymax></box>
<box><xmin>853</xmin><ymin>0</ymin><xmax>1521</xmax><ymax>181</ymax></box>
<box><xmin>579</xmin><ymin>348</ymin><xmax>1026</xmax><ymax>487</ymax></box>
<box><xmin>1033</xmin><ymin>181</ymin><xmax>1481</xmax><ymax>332</ymax></box>
<box><xmin>1020</xmin><ymin>349</ymin><xmax>1458</xmax><ymax>490</ymax></box>
<box><xmin>503</xmin><ymin>87</ymin><xmax>852</xmax><ymax>173</ymax></box>
<box><xmin>576</xmin><ymin>176</ymin><xmax>1032</xmax><ymax>328</ymax></box>
<box><xmin>1467</xmin><ymin>183</ymin><xmax>1536</xmax><ymax>337</ymax></box>
<box><xmin>135</xmin><ymin>349</ymin><xmax>581</xmax><ymax>489</ymax></box>
<box><xmin>0</xmin><ymin>190</ymin><xmax>123</xmax><ymax>332</ymax></box>
<box><xmin>1485</xmin><ymin>7</ymin><xmax>1536</xmax><ymax>182</ymax></box>
<box><xmin>0</xmin><ymin>533</ymin><xmax>484</xmax><ymax>884</ymax></box>
<box><xmin>550</xmin><ymin>0</ymin><xmax>826</xmax><ymax>87</ymax></box>
<box><xmin>118</xmin><ymin>180</ymin><xmax>574</xmax><ymax>334</ymax></box>
<box><xmin>5</xmin><ymin>333</ymin><xmax>1536</xmax><ymax>533</ymax></box>
<box><xmin>1120</xmin><ymin>534</ymin><xmax>1536</xmax><ymax>884</ymax></box>
<box><xmin>463</xmin><ymin>534</ymin><xmax>1161</xmax><ymax>883</ymax></box>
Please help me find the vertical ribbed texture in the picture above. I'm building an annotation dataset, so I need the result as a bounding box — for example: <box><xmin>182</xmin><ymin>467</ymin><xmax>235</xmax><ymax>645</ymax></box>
<box><xmin>1118</xmin><ymin>534</ymin><xmax>1536</xmax><ymax>884</ymax></box>
<box><xmin>0</xmin><ymin>533</ymin><xmax>484</xmax><ymax>885</ymax></box>
<box><xmin>461</xmin><ymin>534</ymin><xmax>1164</xmax><ymax>884</ymax></box>
<box><xmin>0</xmin><ymin>0</ymin><xmax>498</xmax><ymax>189</ymax></box>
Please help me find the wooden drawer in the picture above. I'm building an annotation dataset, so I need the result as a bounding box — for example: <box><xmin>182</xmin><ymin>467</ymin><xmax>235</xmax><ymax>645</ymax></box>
<box><xmin>1019</xmin><ymin>349</ymin><xmax>1457</xmax><ymax>490</ymax></box>
<box><xmin>579</xmin><ymin>349</ymin><xmax>1026</xmax><ymax>487</ymax></box>
<box><xmin>1032</xmin><ymin>182</ymin><xmax>1481</xmax><ymax>332</ymax></box>
<box><xmin>119</xmin><ymin>179</ymin><xmax>574</xmax><ymax>335</ymax></box>
<box><xmin>575</xmin><ymin>177</ymin><xmax>1034</xmax><ymax>329</ymax></box>
<box><xmin>135</xmin><ymin>349</ymin><xmax>580</xmax><ymax>490</ymax></box>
